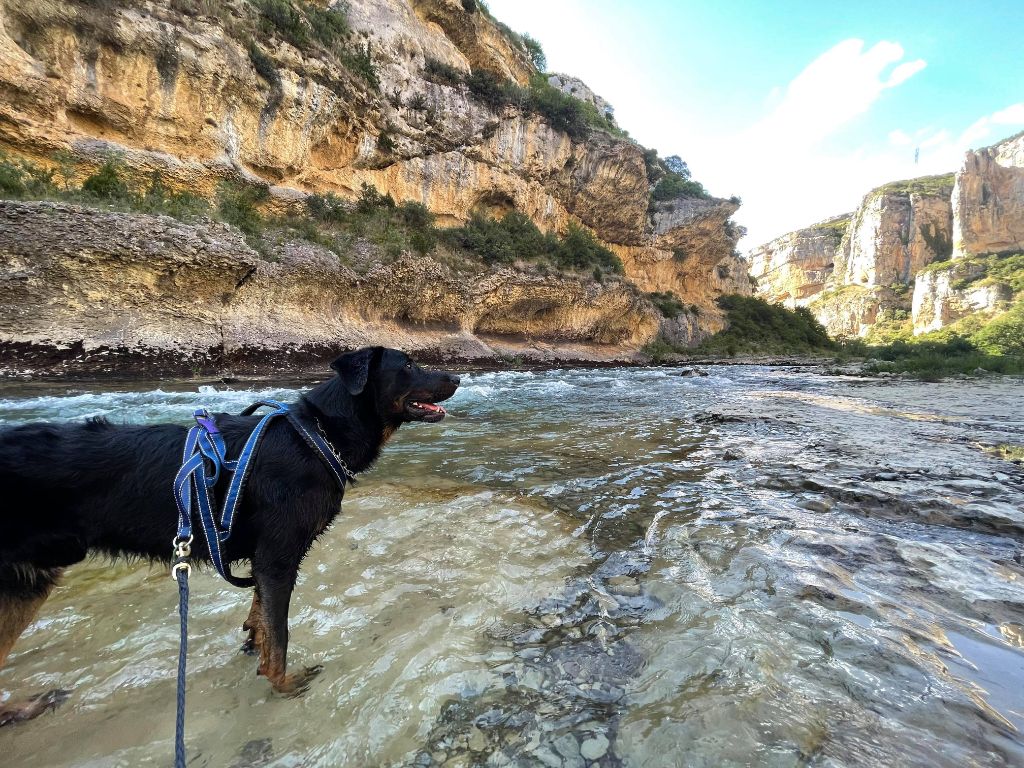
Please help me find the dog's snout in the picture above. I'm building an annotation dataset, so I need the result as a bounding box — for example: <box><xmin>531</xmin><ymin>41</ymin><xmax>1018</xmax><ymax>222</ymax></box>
<box><xmin>448</xmin><ymin>374</ymin><xmax>461</xmax><ymax>387</ymax></box>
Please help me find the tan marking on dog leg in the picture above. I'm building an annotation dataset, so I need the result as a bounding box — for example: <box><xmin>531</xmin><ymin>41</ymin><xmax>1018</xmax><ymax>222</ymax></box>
<box><xmin>241</xmin><ymin>590</ymin><xmax>263</xmax><ymax>654</ymax></box>
<box><xmin>0</xmin><ymin>583</ymin><xmax>57</xmax><ymax>668</ymax></box>
<box><xmin>0</xmin><ymin>576</ymin><xmax>70</xmax><ymax>727</ymax></box>
<box><xmin>253</xmin><ymin>581</ymin><xmax>320</xmax><ymax>696</ymax></box>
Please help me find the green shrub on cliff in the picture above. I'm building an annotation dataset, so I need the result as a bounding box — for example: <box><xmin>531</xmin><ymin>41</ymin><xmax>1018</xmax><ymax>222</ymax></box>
<box><xmin>306</xmin><ymin>191</ymin><xmax>348</xmax><ymax>223</ymax></box>
<box><xmin>248</xmin><ymin>42</ymin><xmax>281</xmax><ymax>86</ymax></box>
<box><xmin>423</xmin><ymin>58</ymin><xmax>464</xmax><ymax>87</ymax></box>
<box><xmin>444</xmin><ymin>210</ymin><xmax>550</xmax><ymax>265</ymax></box>
<box><xmin>0</xmin><ymin>152</ymin><xmax>56</xmax><ymax>198</ymax></box>
<box><xmin>459</xmin><ymin>69</ymin><xmax>626</xmax><ymax>141</ymax></box>
<box><xmin>139</xmin><ymin>172</ymin><xmax>208</xmax><ymax>219</ymax></box>
<box><xmin>647</xmin><ymin>291</ymin><xmax>686</xmax><ymax>319</ymax></box>
<box><xmin>81</xmin><ymin>159</ymin><xmax>131</xmax><ymax>201</ymax></box>
<box><xmin>553</xmin><ymin>223</ymin><xmax>623</xmax><ymax>273</ymax></box>
<box><xmin>217</xmin><ymin>181</ymin><xmax>269</xmax><ymax>236</ymax></box>
<box><xmin>651</xmin><ymin>170</ymin><xmax>709</xmax><ymax>202</ymax></box>
<box><xmin>522</xmin><ymin>34</ymin><xmax>546</xmax><ymax>70</ymax></box>
<box><xmin>441</xmin><ymin>209</ymin><xmax>623</xmax><ymax>274</ymax></box>
<box><xmin>0</xmin><ymin>151</ymin><xmax>205</xmax><ymax>217</ymax></box>
<box><xmin>699</xmin><ymin>295</ymin><xmax>834</xmax><ymax>355</ymax></box>
<box><xmin>251</xmin><ymin>0</ymin><xmax>377</xmax><ymax>88</ymax></box>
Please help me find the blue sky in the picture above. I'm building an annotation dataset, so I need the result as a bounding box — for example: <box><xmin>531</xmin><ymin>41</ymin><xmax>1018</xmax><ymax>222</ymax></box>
<box><xmin>485</xmin><ymin>0</ymin><xmax>1024</xmax><ymax>247</ymax></box>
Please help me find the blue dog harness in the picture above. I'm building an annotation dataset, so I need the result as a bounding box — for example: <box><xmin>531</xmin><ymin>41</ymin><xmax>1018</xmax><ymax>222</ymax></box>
<box><xmin>170</xmin><ymin>398</ymin><xmax>355</xmax><ymax>767</ymax></box>
<box><xmin>171</xmin><ymin>399</ymin><xmax>355</xmax><ymax>585</ymax></box>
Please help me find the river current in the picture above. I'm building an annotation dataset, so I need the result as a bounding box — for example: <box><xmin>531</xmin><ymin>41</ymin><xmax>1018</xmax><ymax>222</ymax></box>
<box><xmin>0</xmin><ymin>366</ymin><xmax>1022</xmax><ymax>767</ymax></box>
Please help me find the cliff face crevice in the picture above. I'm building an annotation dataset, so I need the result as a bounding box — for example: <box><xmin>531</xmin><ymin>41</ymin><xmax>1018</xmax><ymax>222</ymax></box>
<box><xmin>0</xmin><ymin>0</ymin><xmax>748</xmax><ymax>369</ymax></box>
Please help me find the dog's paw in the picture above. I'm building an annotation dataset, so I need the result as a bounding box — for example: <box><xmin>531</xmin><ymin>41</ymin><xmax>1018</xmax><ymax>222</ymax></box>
<box><xmin>271</xmin><ymin>665</ymin><xmax>323</xmax><ymax>698</ymax></box>
<box><xmin>0</xmin><ymin>688</ymin><xmax>72</xmax><ymax>727</ymax></box>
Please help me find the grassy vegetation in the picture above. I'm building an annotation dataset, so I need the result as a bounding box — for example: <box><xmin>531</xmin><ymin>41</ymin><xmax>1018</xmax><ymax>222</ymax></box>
<box><xmin>250</xmin><ymin>0</ymin><xmax>378</xmax><ymax>88</ymax></box>
<box><xmin>424</xmin><ymin>62</ymin><xmax>627</xmax><ymax>142</ymax></box>
<box><xmin>953</xmin><ymin>252</ymin><xmax>1024</xmax><ymax>293</ymax></box>
<box><xmin>304</xmin><ymin>184</ymin><xmax>624</xmax><ymax>275</ymax></box>
<box><xmin>814</xmin><ymin>215</ymin><xmax>850</xmax><ymax>245</ymax></box>
<box><xmin>698</xmin><ymin>295</ymin><xmax>835</xmax><ymax>356</ymax></box>
<box><xmin>841</xmin><ymin>335</ymin><xmax>1024</xmax><ymax>380</ymax></box>
<box><xmin>441</xmin><ymin>207</ymin><xmax>623</xmax><ymax>273</ymax></box>
<box><xmin>0</xmin><ymin>151</ymin><xmax>624</xmax><ymax>281</ymax></box>
<box><xmin>0</xmin><ymin>151</ymin><xmax>208</xmax><ymax>218</ymax></box>
<box><xmin>971</xmin><ymin>301</ymin><xmax>1024</xmax><ymax>355</ymax></box>
<box><xmin>868</xmin><ymin>173</ymin><xmax>955</xmax><ymax>199</ymax></box>
<box><xmin>863</xmin><ymin>310</ymin><xmax>914</xmax><ymax>345</ymax></box>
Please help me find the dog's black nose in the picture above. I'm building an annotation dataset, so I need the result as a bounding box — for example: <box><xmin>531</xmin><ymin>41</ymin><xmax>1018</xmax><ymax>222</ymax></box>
<box><xmin>449</xmin><ymin>374</ymin><xmax>461</xmax><ymax>386</ymax></box>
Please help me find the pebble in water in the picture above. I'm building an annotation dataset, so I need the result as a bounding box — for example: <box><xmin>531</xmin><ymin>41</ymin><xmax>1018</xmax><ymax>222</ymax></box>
<box><xmin>580</xmin><ymin>734</ymin><xmax>610</xmax><ymax>761</ymax></box>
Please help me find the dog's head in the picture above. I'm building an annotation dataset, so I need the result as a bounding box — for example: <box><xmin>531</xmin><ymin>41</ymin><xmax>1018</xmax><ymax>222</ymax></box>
<box><xmin>330</xmin><ymin>347</ymin><xmax>459</xmax><ymax>423</ymax></box>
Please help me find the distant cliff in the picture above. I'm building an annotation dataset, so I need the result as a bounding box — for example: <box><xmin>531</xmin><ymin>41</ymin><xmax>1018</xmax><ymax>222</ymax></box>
<box><xmin>0</xmin><ymin>0</ymin><xmax>748</xmax><ymax>373</ymax></box>
<box><xmin>748</xmin><ymin>131</ymin><xmax>1024</xmax><ymax>343</ymax></box>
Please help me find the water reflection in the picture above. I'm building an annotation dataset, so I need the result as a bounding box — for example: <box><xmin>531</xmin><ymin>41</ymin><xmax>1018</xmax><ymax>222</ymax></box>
<box><xmin>1</xmin><ymin>367</ymin><xmax>1022</xmax><ymax>767</ymax></box>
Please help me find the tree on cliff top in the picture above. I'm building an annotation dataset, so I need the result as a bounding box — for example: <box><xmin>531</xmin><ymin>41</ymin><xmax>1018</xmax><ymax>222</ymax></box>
<box><xmin>521</xmin><ymin>33</ymin><xmax>546</xmax><ymax>70</ymax></box>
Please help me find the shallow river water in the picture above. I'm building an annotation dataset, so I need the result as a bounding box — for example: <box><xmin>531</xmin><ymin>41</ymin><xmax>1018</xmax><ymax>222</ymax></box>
<box><xmin>1</xmin><ymin>366</ymin><xmax>1023</xmax><ymax>767</ymax></box>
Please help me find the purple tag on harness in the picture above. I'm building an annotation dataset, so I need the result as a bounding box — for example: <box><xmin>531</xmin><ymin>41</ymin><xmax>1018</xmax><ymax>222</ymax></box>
<box><xmin>196</xmin><ymin>416</ymin><xmax>219</xmax><ymax>434</ymax></box>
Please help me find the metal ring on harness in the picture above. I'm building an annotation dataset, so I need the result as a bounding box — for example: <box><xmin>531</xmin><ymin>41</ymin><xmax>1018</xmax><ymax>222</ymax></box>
<box><xmin>171</xmin><ymin>561</ymin><xmax>191</xmax><ymax>582</ymax></box>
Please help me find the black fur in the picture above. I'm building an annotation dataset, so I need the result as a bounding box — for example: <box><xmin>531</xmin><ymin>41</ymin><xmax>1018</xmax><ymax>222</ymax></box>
<box><xmin>0</xmin><ymin>347</ymin><xmax>458</xmax><ymax>693</ymax></box>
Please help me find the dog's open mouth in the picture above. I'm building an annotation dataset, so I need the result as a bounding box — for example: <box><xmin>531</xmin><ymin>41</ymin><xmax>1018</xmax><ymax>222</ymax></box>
<box><xmin>405</xmin><ymin>399</ymin><xmax>447</xmax><ymax>422</ymax></box>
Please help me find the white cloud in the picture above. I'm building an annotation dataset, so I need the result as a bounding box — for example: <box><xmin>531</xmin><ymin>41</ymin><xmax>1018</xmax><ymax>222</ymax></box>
<box><xmin>950</xmin><ymin>102</ymin><xmax>1024</xmax><ymax>152</ymax></box>
<box><xmin>992</xmin><ymin>103</ymin><xmax>1024</xmax><ymax>124</ymax></box>
<box><xmin>700</xmin><ymin>39</ymin><xmax>931</xmax><ymax>247</ymax></box>
<box><xmin>887</xmin><ymin>59</ymin><xmax>927</xmax><ymax>87</ymax></box>
<box><xmin>748</xmin><ymin>40</ymin><xmax>926</xmax><ymax>151</ymax></box>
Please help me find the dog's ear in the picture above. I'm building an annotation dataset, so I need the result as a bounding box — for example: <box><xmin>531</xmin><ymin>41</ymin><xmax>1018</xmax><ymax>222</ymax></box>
<box><xmin>330</xmin><ymin>347</ymin><xmax>381</xmax><ymax>395</ymax></box>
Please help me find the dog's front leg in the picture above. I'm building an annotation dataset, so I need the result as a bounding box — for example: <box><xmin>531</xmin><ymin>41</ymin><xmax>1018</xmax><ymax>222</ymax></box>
<box><xmin>252</xmin><ymin>562</ymin><xmax>321</xmax><ymax>696</ymax></box>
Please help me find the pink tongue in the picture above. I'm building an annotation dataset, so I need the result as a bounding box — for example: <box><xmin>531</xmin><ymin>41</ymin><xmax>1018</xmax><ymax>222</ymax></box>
<box><xmin>419</xmin><ymin>402</ymin><xmax>444</xmax><ymax>413</ymax></box>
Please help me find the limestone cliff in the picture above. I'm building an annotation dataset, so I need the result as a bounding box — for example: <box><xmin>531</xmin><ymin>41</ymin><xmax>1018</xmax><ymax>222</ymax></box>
<box><xmin>748</xmin><ymin>175</ymin><xmax>953</xmax><ymax>338</ymax></box>
<box><xmin>839</xmin><ymin>180</ymin><xmax>953</xmax><ymax>287</ymax></box>
<box><xmin>911</xmin><ymin>261</ymin><xmax>1013</xmax><ymax>335</ymax></box>
<box><xmin>952</xmin><ymin>131</ymin><xmax>1024</xmax><ymax>258</ymax></box>
<box><xmin>749</xmin><ymin>132</ymin><xmax>1024</xmax><ymax>343</ymax></box>
<box><xmin>0</xmin><ymin>201</ymin><xmax>658</xmax><ymax>374</ymax></box>
<box><xmin>0</xmin><ymin>0</ymin><xmax>747</xmax><ymax>371</ymax></box>
<box><xmin>746</xmin><ymin>216</ymin><xmax>848</xmax><ymax>307</ymax></box>
<box><xmin>913</xmin><ymin>133</ymin><xmax>1023</xmax><ymax>335</ymax></box>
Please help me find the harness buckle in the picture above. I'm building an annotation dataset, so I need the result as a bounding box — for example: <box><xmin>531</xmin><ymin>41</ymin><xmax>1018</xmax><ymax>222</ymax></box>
<box><xmin>172</xmin><ymin>535</ymin><xmax>193</xmax><ymax>581</ymax></box>
<box><xmin>172</xmin><ymin>535</ymin><xmax>194</xmax><ymax>560</ymax></box>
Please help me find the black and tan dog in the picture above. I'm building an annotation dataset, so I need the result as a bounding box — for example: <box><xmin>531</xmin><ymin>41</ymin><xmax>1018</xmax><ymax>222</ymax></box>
<box><xmin>0</xmin><ymin>347</ymin><xmax>459</xmax><ymax>725</ymax></box>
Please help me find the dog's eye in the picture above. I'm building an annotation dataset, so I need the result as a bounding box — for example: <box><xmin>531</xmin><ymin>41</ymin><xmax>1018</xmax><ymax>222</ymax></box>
<box><xmin>405</xmin><ymin>362</ymin><xmax>413</xmax><ymax>369</ymax></box>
